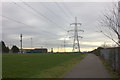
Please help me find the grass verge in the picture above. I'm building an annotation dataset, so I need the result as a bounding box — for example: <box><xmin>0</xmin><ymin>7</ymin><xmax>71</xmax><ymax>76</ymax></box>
<box><xmin>99</xmin><ymin>56</ymin><xmax>120</xmax><ymax>78</ymax></box>
<box><xmin>33</xmin><ymin>53</ymin><xmax>87</xmax><ymax>78</ymax></box>
<box><xmin>3</xmin><ymin>53</ymin><xmax>87</xmax><ymax>78</ymax></box>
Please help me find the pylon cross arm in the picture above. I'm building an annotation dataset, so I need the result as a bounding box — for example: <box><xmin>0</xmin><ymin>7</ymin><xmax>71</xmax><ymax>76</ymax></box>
<box><xmin>70</xmin><ymin>23</ymin><xmax>81</xmax><ymax>26</ymax></box>
<box><xmin>68</xmin><ymin>30</ymin><xmax>74</xmax><ymax>32</ymax></box>
<box><xmin>78</xmin><ymin>36</ymin><xmax>83</xmax><ymax>38</ymax></box>
<box><xmin>78</xmin><ymin>30</ymin><xmax>84</xmax><ymax>32</ymax></box>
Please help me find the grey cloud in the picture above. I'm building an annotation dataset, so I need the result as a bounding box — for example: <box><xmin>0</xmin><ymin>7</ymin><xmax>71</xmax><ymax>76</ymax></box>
<box><xmin>2</xmin><ymin>2</ymin><xmax>116</xmax><ymax>51</ymax></box>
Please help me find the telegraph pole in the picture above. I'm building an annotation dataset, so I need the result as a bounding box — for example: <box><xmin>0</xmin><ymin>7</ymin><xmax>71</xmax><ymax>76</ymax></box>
<box><xmin>20</xmin><ymin>34</ymin><xmax>23</xmax><ymax>53</ymax></box>
<box><xmin>64</xmin><ymin>38</ymin><xmax>66</xmax><ymax>52</ymax></box>
<box><xmin>51</xmin><ymin>48</ymin><xmax>53</xmax><ymax>53</ymax></box>
<box><xmin>61</xmin><ymin>44</ymin><xmax>62</xmax><ymax>52</ymax></box>
<box><xmin>30</xmin><ymin>38</ymin><xmax>32</xmax><ymax>49</ymax></box>
<box><xmin>68</xmin><ymin>17</ymin><xmax>84</xmax><ymax>52</ymax></box>
<box><xmin>58</xmin><ymin>46</ymin><xmax>59</xmax><ymax>52</ymax></box>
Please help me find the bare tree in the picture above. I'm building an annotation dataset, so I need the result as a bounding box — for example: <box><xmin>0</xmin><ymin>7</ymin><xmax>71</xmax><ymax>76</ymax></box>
<box><xmin>98</xmin><ymin>2</ymin><xmax>120</xmax><ymax>46</ymax></box>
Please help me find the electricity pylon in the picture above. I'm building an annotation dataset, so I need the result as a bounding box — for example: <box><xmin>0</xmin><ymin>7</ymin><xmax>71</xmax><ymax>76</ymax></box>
<box><xmin>68</xmin><ymin>17</ymin><xmax>84</xmax><ymax>52</ymax></box>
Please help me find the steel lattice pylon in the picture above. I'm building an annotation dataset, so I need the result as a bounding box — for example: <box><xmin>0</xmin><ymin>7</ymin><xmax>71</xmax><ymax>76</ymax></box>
<box><xmin>68</xmin><ymin>17</ymin><xmax>84</xmax><ymax>52</ymax></box>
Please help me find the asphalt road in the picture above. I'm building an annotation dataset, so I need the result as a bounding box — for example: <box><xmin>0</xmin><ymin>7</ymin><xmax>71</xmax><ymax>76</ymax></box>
<box><xmin>64</xmin><ymin>54</ymin><xmax>112</xmax><ymax>78</ymax></box>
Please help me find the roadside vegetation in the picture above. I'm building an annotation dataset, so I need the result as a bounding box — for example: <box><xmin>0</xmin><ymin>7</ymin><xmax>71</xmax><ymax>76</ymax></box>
<box><xmin>2</xmin><ymin>53</ymin><xmax>87</xmax><ymax>78</ymax></box>
<box><xmin>99</xmin><ymin>56</ymin><xmax>120</xmax><ymax>78</ymax></box>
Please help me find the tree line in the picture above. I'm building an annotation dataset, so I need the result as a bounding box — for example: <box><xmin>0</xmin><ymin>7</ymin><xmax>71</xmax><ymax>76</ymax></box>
<box><xmin>0</xmin><ymin>41</ymin><xmax>19</xmax><ymax>53</ymax></box>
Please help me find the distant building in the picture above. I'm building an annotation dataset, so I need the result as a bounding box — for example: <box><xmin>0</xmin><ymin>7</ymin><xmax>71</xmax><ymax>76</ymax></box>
<box><xmin>23</xmin><ymin>48</ymin><xmax>48</xmax><ymax>53</ymax></box>
<box><xmin>34</xmin><ymin>48</ymin><xmax>47</xmax><ymax>53</ymax></box>
<box><xmin>22</xmin><ymin>49</ymin><xmax>34</xmax><ymax>53</ymax></box>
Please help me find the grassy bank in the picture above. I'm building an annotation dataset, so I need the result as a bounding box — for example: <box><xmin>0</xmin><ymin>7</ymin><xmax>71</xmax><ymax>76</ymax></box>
<box><xmin>3</xmin><ymin>53</ymin><xmax>87</xmax><ymax>78</ymax></box>
<box><xmin>99</xmin><ymin>57</ymin><xmax>120</xmax><ymax>78</ymax></box>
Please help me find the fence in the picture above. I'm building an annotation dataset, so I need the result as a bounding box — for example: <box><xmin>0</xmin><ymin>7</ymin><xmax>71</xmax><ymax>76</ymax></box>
<box><xmin>100</xmin><ymin>47</ymin><xmax>120</xmax><ymax>74</ymax></box>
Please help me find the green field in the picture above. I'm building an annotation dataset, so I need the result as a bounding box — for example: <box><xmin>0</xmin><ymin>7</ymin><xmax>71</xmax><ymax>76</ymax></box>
<box><xmin>2</xmin><ymin>53</ymin><xmax>87</xmax><ymax>78</ymax></box>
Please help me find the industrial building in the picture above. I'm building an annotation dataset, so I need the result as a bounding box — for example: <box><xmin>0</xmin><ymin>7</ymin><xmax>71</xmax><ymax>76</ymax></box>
<box><xmin>34</xmin><ymin>48</ymin><xmax>47</xmax><ymax>53</ymax></box>
<box><xmin>23</xmin><ymin>48</ymin><xmax>48</xmax><ymax>53</ymax></box>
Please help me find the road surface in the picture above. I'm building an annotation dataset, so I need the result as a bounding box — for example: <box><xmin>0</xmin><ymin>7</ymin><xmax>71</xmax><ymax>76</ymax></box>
<box><xmin>64</xmin><ymin>54</ymin><xmax>112</xmax><ymax>78</ymax></box>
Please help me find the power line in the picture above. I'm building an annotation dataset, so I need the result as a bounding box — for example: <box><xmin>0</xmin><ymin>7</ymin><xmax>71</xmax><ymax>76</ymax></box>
<box><xmin>12</xmin><ymin>2</ymin><xmax>68</xmax><ymax>32</ymax></box>
<box><xmin>3</xmin><ymin>2</ymin><xmax>70</xmax><ymax>49</ymax></box>
<box><xmin>2</xmin><ymin>15</ymin><xmax>33</xmax><ymax>28</ymax></box>
<box><xmin>2</xmin><ymin>16</ymin><xmax>70</xmax><ymax>50</ymax></box>
<box><xmin>54</xmin><ymin>2</ymin><xmax>74</xmax><ymax>22</ymax></box>
<box><xmin>62</xmin><ymin>2</ymin><xmax>74</xmax><ymax>19</ymax></box>
<box><xmin>11</xmin><ymin>2</ymin><xmax>69</xmax><ymax>39</ymax></box>
<box><xmin>10</xmin><ymin>2</ymin><xmax>50</xmax><ymax>23</ymax></box>
<box><xmin>1</xmin><ymin>15</ymin><xmax>61</xmax><ymax>38</ymax></box>
<box><xmin>2</xmin><ymin>15</ymin><xmax>70</xmax><ymax>49</ymax></box>
<box><xmin>40</xmin><ymin>3</ymin><xmax>71</xmax><ymax>24</ymax></box>
<box><xmin>9</xmin><ymin>2</ymin><xmax>68</xmax><ymax>38</ymax></box>
<box><xmin>21</xmin><ymin>1</ymin><xmax>67</xmax><ymax>31</ymax></box>
<box><xmin>10</xmin><ymin>2</ymin><xmax>69</xmax><ymax>38</ymax></box>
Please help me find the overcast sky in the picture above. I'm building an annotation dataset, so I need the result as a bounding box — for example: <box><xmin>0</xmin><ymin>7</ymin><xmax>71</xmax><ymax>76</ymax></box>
<box><xmin>1</xmin><ymin>1</ymin><xmax>118</xmax><ymax>52</ymax></box>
